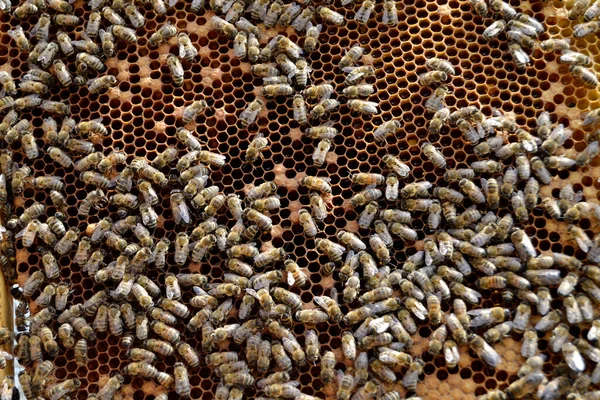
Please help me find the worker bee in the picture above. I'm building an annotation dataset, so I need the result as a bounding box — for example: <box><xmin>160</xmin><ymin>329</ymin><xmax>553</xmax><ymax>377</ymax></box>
<box><xmin>122</xmin><ymin>3</ymin><xmax>145</xmax><ymax>27</ymax></box>
<box><xmin>370</xmin><ymin>120</ymin><xmax>402</xmax><ymax>143</ymax></box>
<box><xmin>165</xmin><ymin>54</ymin><xmax>184</xmax><ymax>87</ymax></box>
<box><xmin>242</xmin><ymin>133</ymin><xmax>269</xmax><ymax>164</ymax></box>
<box><xmin>236</xmin><ymin>99</ymin><xmax>265</xmax><ymax>129</ymax></box>
<box><xmin>426</xmin><ymin>86</ymin><xmax>451</xmax><ymax>113</ymax></box>
<box><xmin>378</xmin><ymin>0</ymin><xmax>399</xmax><ymax>24</ymax></box>
<box><xmin>505</xmin><ymin>372</ymin><xmax>545</xmax><ymax>399</ymax></box>
<box><xmin>7</xmin><ymin>26</ymin><xmax>30</xmax><ymax>51</ymax></box>
<box><xmin>13</xmin><ymin>2</ymin><xmax>38</xmax><ymax>19</ymax></box>
<box><xmin>181</xmin><ymin>100</ymin><xmax>208</xmax><ymax>124</ymax></box>
<box><xmin>47</xmin><ymin>378</ymin><xmax>81</xmax><ymax>400</ymax></box>
<box><xmin>426</xmin><ymin>57</ymin><xmax>456</xmax><ymax>75</ymax></box>
<box><xmin>99</xmin><ymin>28</ymin><xmax>116</xmax><ymax>57</ymax></box>
<box><xmin>339</xmin><ymin>44</ymin><xmax>364</xmax><ymax>70</ymax></box>
<box><xmin>571</xmin><ymin>65</ymin><xmax>599</xmax><ymax>87</ymax></box>
<box><xmin>574</xmin><ymin>20</ymin><xmax>600</xmax><ymax>38</ymax></box>
<box><xmin>422</xmin><ymin>142</ymin><xmax>447</xmax><ymax>168</ymax></box>
<box><xmin>538</xmin><ymin>37</ymin><xmax>572</xmax><ymax>51</ymax></box>
<box><xmin>149</xmin><ymin>22</ymin><xmax>178</xmax><ymax>46</ymax></box>
<box><xmin>315</xmin><ymin>5</ymin><xmax>344</xmax><ymax>25</ymax></box>
<box><xmin>87</xmin><ymin>75</ymin><xmax>117</xmax><ymax>94</ymax></box>
<box><xmin>262</xmin><ymin>83</ymin><xmax>295</xmax><ymax>97</ymax></box>
<box><xmin>76</xmin><ymin>52</ymin><xmax>105</xmax><ymax>72</ymax></box>
<box><xmin>21</xmin><ymin>134</ymin><xmax>39</xmax><ymax>160</ymax></box>
<box><xmin>348</xmin><ymin>99</ymin><xmax>379</xmax><ymax>115</ymax></box>
<box><xmin>418</xmin><ymin>70</ymin><xmax>447</xmax><ymax>86</ymax></box>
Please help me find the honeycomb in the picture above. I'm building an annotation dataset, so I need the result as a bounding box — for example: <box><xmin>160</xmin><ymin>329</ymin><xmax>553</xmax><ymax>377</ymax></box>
<box><xmin>1</xmin><ymin>0</ymin><xmax>600</xmax><ymax>397</ymax></box>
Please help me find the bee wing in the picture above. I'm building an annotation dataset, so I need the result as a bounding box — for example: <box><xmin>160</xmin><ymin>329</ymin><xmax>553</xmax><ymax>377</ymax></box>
<box><xmin>287</xmin><ymin>272</ymin><xmax>296</xmax><ymax>286</ymax></box>
<box><xmin>168</xmin><ymin>0</ymin><xmax>178</xmax><ymax>5</ymax></box>
<box><xmin>313</xmin><ymin>296</ymin><xmax>328</xmax><ymax>311</ymax></box>
<box><xmin>0</xmin><ymin>350</ymin><xmax>13</xmax><ymax>360</ymax></box>
<box><xmin>179</xmin><ymin>202</ymin><xmax>191</xmax><ymax>225</ymax></box>
<box><xmin>576</xmin><ymin>237</ymin><xmax>590</xmax><ymax>253</ymax></box>
<box><xmin>438</xmin><ymin>240</ymin><xmax>452</xmax><ymax>256</ymax></box>
<box><xmin>330</xmin><ymin>287</ymin><xmax>338</xmax><ymax>302</ymax></box>
<box><xmin>192</xmin><ymin>286</ymin><xmax>208</xmax><ymax>295</ymax></box>
<box><xmin>245</xmin><ymin>288</ymin><xmax>260</xmax><ymax>300</ymax></box>
<box><xmin>480</xmin><ymin>177</ymin><xmax>488</xmax><ymax>195</ymax></box>
<box><xmin>179</xmin><ymin>43</ymin><xmax>187</xmax><ymax>59</ymax></box>
<box><xmin>15</xmin><ymin>225</ymin><xmax>28</xmax><ymax>239</ymax></box>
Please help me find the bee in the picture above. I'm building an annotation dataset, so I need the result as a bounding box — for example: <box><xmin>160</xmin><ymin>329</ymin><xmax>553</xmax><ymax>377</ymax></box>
<box><xmin>399</xmin><ymin>358</ymin><xmax>424</xmax><ymax>390</ymax></box>
<box><xmin>121</xmin><ymin>3</ymin><xmax>145</xmax><ymax>27</ymax></box>
<box><xmin>7</xmin><ymin>25</ymin><xmax>30</xmax><ymax>51</ymax></box>
<box><xmin>343</xmin><ymin>83</ymin><xmax>376</xmax><ymax>97</ymax></box>
<box><xmin>422</xmin><ymin>142</ymin><xmax>447</xmax><ymax>168</ymax></box>
<box><xmin>570</xmin><ymin>0</ymin><xmax>591</xmax><ymax>18</ymax></box>
<box><xmin>574</xmin><ymin>20</ymin><xmax>600</xmax><ymax>39</ymax></box>
<box><xmin>369</xmin><ymin>120</ymin><xmax>402</xmax><ymax>144</ymax></box>
<box><xmin>562</xmin><ymin>342</ymin><xmax>587</xmax><ymax>372</ymax></box>
<box><xmin>39</xmin><ymin>325</ymin><xmax>60</xmax><ymax>356</ymax></box>
<box><xmin>443</xmin><ymin>341</ymin><xmax>461</xmax><ymax>370</ymax></box>
<box><xmin>87</xmin><ymin>75</ymin><xmax>118</xmax><ymax>94</ymax></box>
<box><xmin>164</xmin><ymin>54</ymin><xmax>184</xmax><ymax>87</ymax></box>
<box><xmin>538</xmin><ymin>36</ymin><xmax>568</xmax><ymax>51</ymax></box>
<box><xmin>181</xmin><ymin>100</ymin><xmax>208</xmax><ymax>125</ymax></box>
<box><xmin>338</xmin><ymin>44</ymin><xmax>364</xmax><ymax>71</ymax></box>
<box><xmin>96</xmin><ymin>374</ymin><xmax>124</xmax><ymax>400</ymax></box>
<box><xmin>123</xmin><ymin>361</ymin><xmax>159</xmax><ymax>378</ymax></box>
<box><xmin>469</xmin><ymin>334</ymin><xmax>501</xmax><ymax>368</ymax></box>
<box><xmin>560</xmin><ymin>50</ymin><xmax>591</xmax><ymax>67</ymax></box>
<box><xmin>13</xmin><ymin>2</ymin><xmax>38</xmax><ymax>18</ymax></box>
<box><xmin>47</xmin><ymin>146</ymin><xmax>74</xmax><ymax>168</ymax></box>
<box><xmin>426</xmin><ymin>57</ymin><xmax>455</xmax><ymax>75</ymax></box>
<box><xmin>73</xmin><ymin>338</ymin><xmax>89</xmax><ymax>366</ymax></box>
<box><xmin>381</xmin><ymin>155</ymin><xmax>412</xmax><ymax>180</ymax></box>
<box><xmin>571</xmin><ymin>65</ymin><xmax>599</xmax><ymax>87</ymax></box>
<box><xmin>99</xmin><ymin>28</ymin><xmax>116</xmax><ymax>57</ymax></box>
<box><xmin>519</xmin><ymin>328</ymin><xmax>539</xmax><ymax>358</ymax></box>
<box><xmin>426</xmin><ymin>86</ymin><xmax>451</xmax><ymax>114</ymax></box>
<box><xmin>262</xmin><ymin>83</ymin><xmax>294</xmax><ymax>98</ymax></box>
<box><xmin>289</xmin><ymin>6</ymin><xmax>313</xmax><ymax>30</ymax></box>
<box><xmin>418</xmin><ymin>70</ymin><xmax>448</xmax><ymax>86</ymax></box>
<box><xmin>149</xmin><ymin>22</ymin><xmax>178</xmax><ymax>46</ymax></box>
<box><xmin>348</xmin><ymin>99</ymin><xmax>379</xmax><ymax>115</ymax></box>
<box><xmin>47</xmin><ymin>378</ymin><xmax>81</xmax><ymax>400</ymax></box>
<box><xmin>316</xmin><ymin>5</ymin><xmax>344</xmax><ymax>25</ymax></box>
<box><xmin>375</xmin><ymin>0</ymin><xmax>399</xmax><ymax>25</ymax></box>
<box><xmin>233</xmin><ymin>17</ymin><xmax>261</xmax><ymax>40</ymax></box>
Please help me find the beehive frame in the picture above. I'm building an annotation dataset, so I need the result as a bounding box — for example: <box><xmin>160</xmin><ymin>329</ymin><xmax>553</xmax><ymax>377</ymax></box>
<box><xmin>1</xmin><ymin>0</ymin><xmax>600</xmax><ymax>398</ymax></box>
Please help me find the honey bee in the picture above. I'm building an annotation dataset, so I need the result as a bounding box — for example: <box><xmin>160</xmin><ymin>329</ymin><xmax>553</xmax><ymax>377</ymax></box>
<box><xmin>13</xmin><ymin>2</ymin><xmax>38</xmax><ymax>19</ymax></box>
<box><xmin>574</xmin><ymin>20</ymin><xmax>600</xmax><ymax>38</ymax></box>
<box><xmin>418</xmin><ymin>70</ymin><xmax>448</xmax><ymax>86</ymax></box>
<box><xmin>99</xmin><ymin>28</ymin><xmax>116</xmax><ymax>57</ymax></box>
<box><xmin>21</xmin><ymin>134</ymin><xmax>39</xmax><ymax>160</ymax></box>
<box><xmin>317</xmin><ymin>5</ymin><xmax>344</xmax><ymax>24</ymax></box>
<box><xmin>123</xmin><ymin>361</ymin><xmax>159</xmax><ymax>378</ymax></box>
<box><xmin>180</xmin><ymin>100</ymin><xmax>208</xmax><ymax>125</ymax></box>
<box><xmin>571</xmin><ymin>65</ymin><xmax>599</xmax><ymax>87</ymax></box>
<box><xmin>7</xmin><ymin>26</ymin><xmax>30</xmax><ymax>51</ymax></box>
<box><xmin>262</xmin><ymin>83</ymin><xmax>295</xmax><ymax>97</ymax></box>
<box><xmin>149</xmin><ymin>22</ymin><xmax>178</xmax><ymax>46</ymax></box>
<box><xmin>47</xmin><ymin>378</ymin><xmax>81</xmax><ymax>400</ymax></box>
<box><xmin>338</xmin><ymin>44</ymin><xmax>364</xmax><ymax>70</ymax></box>
<box><xmin>348</xmin><ymin>99</ymin><xmax>379</xmax><ymax>115</ymax></box>
<box><xmin>256</xmin><ymin>340</ymin><xmax>272</xmax><ymax>372</ymax></box>
<box><xmin>76</xmin><ymin>52</ymin><xmax>105</xmax><ymax>72</ymax></box>
<box><xmin>39</xmin><ymin>325</ymin><xmax>59</xmax><ymax>356</ymax></box>
<box><xmin>165</xmin><ymin>54</ymin><xmax>184</xmax><ymax>87</ymax></box>
<box><xmin>87</xmin><ymin>75</ymin><xmax>117</xmax><ymax>94</ymax></box>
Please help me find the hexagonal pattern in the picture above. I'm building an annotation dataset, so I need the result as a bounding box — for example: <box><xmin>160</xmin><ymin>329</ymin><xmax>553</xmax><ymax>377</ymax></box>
<box><xmin>3</xmin><ymin>0</ymin><xmax>600</xmax><ymax>398</ymax></box>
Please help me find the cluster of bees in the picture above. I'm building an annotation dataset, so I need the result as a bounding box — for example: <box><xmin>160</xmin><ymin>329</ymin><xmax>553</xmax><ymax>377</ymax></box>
<box><xmin>472</xmin><ymin>0</ymin><xmax>600</xmax><ymax>87</ymax></box>
<box><xmin>1</xmin><ymin>0</ymin><xmax>600</xmax><ymax>396</ymax></box>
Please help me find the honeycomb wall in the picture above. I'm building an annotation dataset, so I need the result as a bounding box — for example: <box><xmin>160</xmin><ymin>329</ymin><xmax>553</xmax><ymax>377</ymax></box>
<box><xmin>1</xmin><ymin>0</ymin><xmax>600</xmax><ymax>398</ymax></box>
